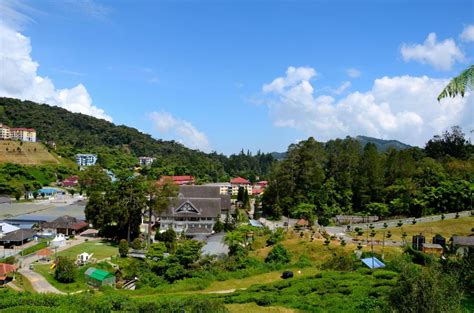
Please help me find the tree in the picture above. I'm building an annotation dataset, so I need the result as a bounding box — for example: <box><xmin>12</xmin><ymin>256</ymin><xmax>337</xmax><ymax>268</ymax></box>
<box><xmin>78</xmin><ymin>165</ymin><xmax>111</xmax><ymax>194</ymax></box>
<box><xmin>425</xmin><ymin>126</ymin><xmax>470</xmax><ymax>160</ymax></box>
<box><xmin>213</xmin><ymin>215</ymin><xmax>224</xmax><ymax>233</ymax></box>
<box><xmin>146</xmin><ymin>242</ymin><xmax>167</xmax><ymax>261</ymax></box>
<box><xmin>54</xmin><ymin>256</ymin><xmax>77</xmax><ymax>283</ymax></box>
<box><xmin>237</xmin><ymin>187</ymin><xmax>245</xmax><ymax>203</ymax></box>
<box><xmin>224</xmin><ymin>230</ymin><xmax>246</xmax><ymax>256</ymax></box>
<box><xmin>388</xmin><ymin>264</ymin><xmax>463</xmax><ymax>313</ymax></box>
<box><xmin>145</xmin><ymin>180</ymin><xmax>178</xmax><ymax>248</ymax></box>
<box><xmin>175</xmin><ymin>240</ymin><xmax>204</xmax><ymax>268</ymax></box>
<box><xmin>438</xmin><ymin>65</ymin><xmax>474</xmax><ymax>100</ymax></box>
<box><xmin>119</xmin><ymin>239</ymin><xmax>129</xmax><ymax>257</ymax></box>
<box><xmin>156</xmin><ymin>228</ymin><xmax>177</xmax><ymax>252</ymax></box>
<box><xmin>289</xmin><ymin>203</ymin><xmax>315</xmax><ymax>223</ymax></box>
<box><xmin>265</xmin><ymin>244</ymin><xmax>290</xmax><ymax>264</ymax></box>
<box><xmin>131</xmin><ymin>238</ymin><xmax>143</xmax><ymax>250</ymax></box>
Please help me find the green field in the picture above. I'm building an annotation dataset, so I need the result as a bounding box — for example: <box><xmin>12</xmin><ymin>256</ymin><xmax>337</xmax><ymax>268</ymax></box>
<box><xmin>0</xmin><ymin>141</ymin><xmax>59</xmax><ymax>165</ymax></box>
<box><xmin>350</xmin><ymin>216</ymin><xmax>474</xmax><ymax>242</ymax></box>
<box><xmin>55</xmin><ymin>240</ymin><xmax>118</xmax><ymax>260</ymax></box>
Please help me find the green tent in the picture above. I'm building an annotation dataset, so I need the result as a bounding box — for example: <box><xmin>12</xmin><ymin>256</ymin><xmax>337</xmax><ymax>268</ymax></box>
<box><xmin>84</xmin><ymin>267</ymin><xmax>116</xmax><ymax>287</ymax></box>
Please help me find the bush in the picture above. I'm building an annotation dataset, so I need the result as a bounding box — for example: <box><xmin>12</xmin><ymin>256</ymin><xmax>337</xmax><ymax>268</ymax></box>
<box><xmin>119</xmin><ymin>239</ymin><xmax>129</xmax><ymax>257</ymax></box>
<box><xmin>265</xmin><ymin>244</ymin><xmax>291</xmax><ymax>264</ymax></box>
<box><xmin>321</xmin><ymin>252</ymin><xmax>354</xmax><ymax>271</ymax></box>
<box><xmin>131</xmin><ymin>238</ymin><xmax>143</xmax><ymax>250</ymax></box>
<box><xmin>54</xmin><ymin>256</ymin><xmax>77</xmax><ymax>283</ymax></box>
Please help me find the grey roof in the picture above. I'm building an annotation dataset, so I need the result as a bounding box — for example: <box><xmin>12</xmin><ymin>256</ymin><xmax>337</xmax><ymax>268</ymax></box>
<box><xmin>41</xmin><ymin>215</ymin><xmax>80</xmax><ymax>229</ymax></box>
<box><xmin>162</xmin><ymin>198</ymin><xmax>221</xmax><ymax>218</ymax></box>
<box><xmin>179</xmin><ymin>185</ymin><xmax>220</xmax><ymax>198</ymax></box>
<box><xmin>0</xmin><ymin>229</ymin><xmax>36</xmax><ymax>242</ymax></box>
<box><xmin>186</xmin><ymin>227</ymin><xmax>213</xmax><ymax>235</ymax></box>
<box><xmin>422</xmin><ymin>243</ymin><xmax>443</xmax><ymax>249</ymax></box>
<box><xmin>220</xmin><ymin>194</ymin><xmax>231</xmax><ymax>211</ymax></box>
<box><xmin>452</xmin><ymin>236</ymin><xmax>474</xmax><ymax>247</ymax></box>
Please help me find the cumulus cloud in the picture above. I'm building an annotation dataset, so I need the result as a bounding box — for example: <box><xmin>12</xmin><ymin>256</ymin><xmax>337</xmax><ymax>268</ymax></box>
<box><xmin>400</xmin><ymin>33</ymin><xmax>465</xmax><ymax>71</ymax></box>
<box><xmin>0</xmin><ymin>9</ymin><xmax>112</xmax><ymax>121</ymax></box>
<box><xmin>149</xmin><ymin>111</ymin><xmax>210</xmax><ymax>152</ymax></box>
<box><xmin>346</xmin><ymin>68</ymin><xmax>361</xmax><ymax>78</ymax></box>
<box><xmin>262</xmin><ymin>66</ymin><xmax>472</xmax><ymax>146</ymax></box>
<box><xmin>460</xmin><ymin>24</ymin><xmax>474</xmax><ymax>42</ymax></box>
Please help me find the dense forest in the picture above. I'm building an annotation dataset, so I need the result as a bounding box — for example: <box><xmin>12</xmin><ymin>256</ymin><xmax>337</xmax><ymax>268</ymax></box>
<box><xmin>262</xmin><ymin>126</ymin><xmax>473</xmax><ymax>222</ymax></box>
<box><xmin>0</xmin><ymin>98</ymin><xmax>274</xmax><ymax>182</ymax></box>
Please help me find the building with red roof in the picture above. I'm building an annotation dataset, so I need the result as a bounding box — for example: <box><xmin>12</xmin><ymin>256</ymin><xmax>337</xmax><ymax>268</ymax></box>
<box><xmin>230</xmin><ymin>177</ymin><xmax>252</xmax><ymax>196</ymax></box>
<box><xmin>0</xmin><ymin>263</ymin><xmax>16</xmax><ymax>285</ymax></box>
<box><xmin>0</xmin><ymin>123</ymin><xmax>36</xmax><ymax>142</ymax></box>
<box><xmin>159</xmin><ymin>175</ymin><xmax>195</xmax><ymax>186</ymax></box>
<box><xmin>62</xmin><ymin>176</ymin><xmax>79</xmax><ymax>188</ymax></box>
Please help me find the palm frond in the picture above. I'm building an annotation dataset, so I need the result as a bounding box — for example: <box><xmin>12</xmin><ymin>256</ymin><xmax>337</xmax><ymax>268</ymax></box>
<box><xmin>438</xmin><ymin>65</ymin><xmax>474</xmax><ymax>101</ymax></box>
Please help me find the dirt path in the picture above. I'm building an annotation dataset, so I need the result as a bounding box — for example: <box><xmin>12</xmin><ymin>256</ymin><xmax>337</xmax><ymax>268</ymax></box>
<box><xmin>18</xmin><ymin>269</ymin><xmax>65</xmax><ymax>294</ymax></box>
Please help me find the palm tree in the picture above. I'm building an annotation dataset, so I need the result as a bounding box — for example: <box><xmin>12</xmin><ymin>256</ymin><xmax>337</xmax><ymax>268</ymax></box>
<box><xmin>438</xmin><ymin>65</ymin><xmax>474</xmax><ymax>101</ymax></box>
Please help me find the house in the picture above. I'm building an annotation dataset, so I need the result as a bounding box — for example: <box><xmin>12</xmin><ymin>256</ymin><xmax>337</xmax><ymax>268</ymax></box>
<box><xmin>0</xmin><ymin>124</ymin><xmax>36</xmax><ymax>142</ymax></box>
<box><xmin>203</xmin><ymin>182</ymin><xmax>232</xmax><ymax>195</ymax></box>
<box><xmin>138</xmin><ymin>157</ymin><xmax>156</xmax><ymax>167</ymax></box>
<box><xmin>421</xmin><ymin>243</ymin><xmax>444</xmax><ymax>256</ymax></box>
<box><xmin>10</xmin><ymin>128</ymin><xmax>36</xmax><ymax>142</ymax></box>
<box><xmin>159</xmin><ymin>175</ymin><xmax>195</xmax><ymax>186</ymax></box>
<box><xmin>85</xmin><ymin>267</ymin><xmax>116</xmax><ymax>287</ymax></box>
<box><xmin>61</xmin><ymin>176</ymin><xmax>79</xmax><ymax>188</ymax></box>
<box><xmin>0</xmin><ymin>263</ymin><xmax>16</xmax><ymax>286</ymax></box>
<box><xmin>230</xmin><ymin>177</ymin><xmax>252</xmax><ymax>195</ymax></box>
<box><xmin>451</xmin><ymin>236</ymin><xmax>474</xmax><ymax>256</ymax></box>
<box><xmin>0</xmin><ymin>222</ymin><xmax>36</xmax><ymax>248</ymax></box>
<box><xmin>75</xmin><ymin>154</ymin><xmax>98</xmax><ymax>167</ymax></box>
<box><xmin>37</xmin><ymin>187</ymin><xmax>64</xmax><ymax>198</ymax></box>
<box><xmin>159</xmin><ymin>186</ymin><xmax>230</xmax><ymax>237</ymax></box>
<box><xmin>41</xmin><ymin>216</ymin><xmax>89</xmax><ymax>236</ymax></box>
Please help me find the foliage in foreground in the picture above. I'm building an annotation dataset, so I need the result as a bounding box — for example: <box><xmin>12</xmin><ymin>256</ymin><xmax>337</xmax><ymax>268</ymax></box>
<box><xmin>0</xmin><ymin>289</ymin><xmax>228</xmax><ymax>313</ymax></box>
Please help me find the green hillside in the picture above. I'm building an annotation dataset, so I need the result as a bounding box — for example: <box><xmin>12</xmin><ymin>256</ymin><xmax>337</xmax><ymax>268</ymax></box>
<box><xmin>0</xmin><ymin>141</ymin><xmax>59</xmax><ymax>165</ymax></box>
<box><xmin>0</xmin><ymin>98</ymin><xmax>274</xmax><ymax>181</ymax></box>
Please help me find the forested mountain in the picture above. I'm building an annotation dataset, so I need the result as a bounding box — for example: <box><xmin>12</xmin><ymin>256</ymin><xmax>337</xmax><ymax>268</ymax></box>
<box><xmin>0</xmin><ymin>98</ymin><xmax>274</xmax><ymax>181</ymax></box>
<box><xmin>271</xmin><ymin>136</ymin><xmax>411</xmax><ymax>160</ymax></box>
<box><xmin>262</xmin><ymin>128</ymin><xmax>473</xmax><ymax>221</ymax></box>
<box><xmin>355</xmin><ymin>135</ymin><xmax>411</xmax><ymax>151</ymax></box>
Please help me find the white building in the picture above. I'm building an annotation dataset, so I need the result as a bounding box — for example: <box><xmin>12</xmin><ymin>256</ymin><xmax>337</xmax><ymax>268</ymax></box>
<box><xmin>138</xmin><ymin>156</ymin><xmax>156</xmax><ymax>167</ymax></box>
<box><xmin>203</xmin><ymin>182</ymin><xmax>232</xmax><ymax>195</ymax></box>
<box><xmin>76</xmin><ymin>154</ymin><xmax>98</xmax><ymax>167</ymax></box>
<box><xmin>0</xmin><ymin>124</ymin><xmax>36</xmax><ymax>142</ymax></box>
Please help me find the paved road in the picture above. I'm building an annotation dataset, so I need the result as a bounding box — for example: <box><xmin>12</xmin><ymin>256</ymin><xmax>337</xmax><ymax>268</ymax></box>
<box><xmin>325</xmin><ymin>210</ymin><xmax>472</xmax><ymax>246</ymax></box>
<box><xmin>18</xmin><ymin>269</ymin><xmax>65</xmax><ymax>294</ymax></box>
<box><xmin>202</xmin><ymin>232</ymin><xmax>228</xmax><ymax>257</ymax></box>
<box><xmin>16</xmin><ymin>236</ymin><xmax>90</xmax><ymax>294</ymax></box>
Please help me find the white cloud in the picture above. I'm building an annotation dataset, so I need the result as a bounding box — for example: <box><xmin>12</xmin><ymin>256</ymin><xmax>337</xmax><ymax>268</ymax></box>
<box><xmin>149</xmin><ymin>111</ymin><xmax>210</xmax><ymax>152</ymax></box>
<box><xmin>346</xmin><ymin>68</ymin><xmax>361</xmax><ymax>78</ymax></box>
<box><xmin>400</xmin><ymin>33</ymin><xmax>465</xmax><ymax>71</ymax></box>
<box><xmin>262</xmin><ymin>66</ymin><xmax>472</xmax><ymax>147</ymax></box>
<box><xmin>333</xmin><ymin>81</ymin><xmax>351</xmax><ymax>95</ymax></box>
<box><xmin>460</xmin><ymin>24</ymin><xmax>474</xmax><ymax>42</ymax></box>
<box><xmin>0</xmin><ymin>23</ymin><xmax>112</xmax><ymax>121</ymax></box>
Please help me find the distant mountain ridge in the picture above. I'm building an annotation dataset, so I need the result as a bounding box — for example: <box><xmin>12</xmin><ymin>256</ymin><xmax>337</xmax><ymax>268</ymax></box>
<box><xmin>271</xmin><ymin>136</ymin><xmax>411</xmax><ymax>160</ymax></box>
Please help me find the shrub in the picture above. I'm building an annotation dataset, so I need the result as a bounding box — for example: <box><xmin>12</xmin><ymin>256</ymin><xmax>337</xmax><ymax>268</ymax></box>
<box><xmin>265</xmin><ymin>244</ymin><xmax>290</xmax><ymax>264</ymax></box>
<box><xmin>118</xmin><ymin>239</ymin><xmax>129</xmax><ymax>257</ymax></box>
<box><xmin>321</xmin><ymin>252</ymin><xmax>354</xmax><ymax>271</ymax></box>
<box><xmin>54</xmin><ymin>256</ymin><xmax>77</xmax><ymax>283</ymax></box>
<box><xmin>373</xmin><ymin>270</ymin><xmax>398</xmax><ymax>280</ymax></box>
<box><xmin>131</xmin><ymin>238</ymin><xmax>143</xmax><ymax>250</ymax></box>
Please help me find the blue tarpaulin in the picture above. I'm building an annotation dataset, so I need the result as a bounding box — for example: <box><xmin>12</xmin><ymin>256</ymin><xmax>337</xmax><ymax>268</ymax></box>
<box><xmin>361</xmin><ymin>257</ymin><xmax>385</xmax><ymax>269</ymax></box>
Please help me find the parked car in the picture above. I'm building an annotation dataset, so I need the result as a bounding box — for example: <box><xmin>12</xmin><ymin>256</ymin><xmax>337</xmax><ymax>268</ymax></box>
<box><xmin>281</xmin><ymin>271</ymin><xmax>293</xmax><ymax>279</ymax></box>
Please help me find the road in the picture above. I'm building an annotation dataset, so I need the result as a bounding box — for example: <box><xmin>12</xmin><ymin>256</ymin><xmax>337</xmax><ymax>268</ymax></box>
<box><xmin>325</xmin><ymin>210</ymin><xmax>472</xmax><ymax>246</ymax></box>
<box><xmin>17</xmin><ymin>236</ymin><xmax>89</xmax><ymax>294</ymax></box>
<box><xmin>202</xmin><ymin>232</ymin><xmax>228</xmax><ymax>257</ymax></box>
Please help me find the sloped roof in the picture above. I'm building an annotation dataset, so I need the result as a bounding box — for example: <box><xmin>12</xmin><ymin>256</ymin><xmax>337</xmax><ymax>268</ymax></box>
<box><xmin>0</xmin><ymin>222</ymin><xmax>20</xmax><ymax>234</ymax></box>
<box><xmin>179</xmin><ymin>185</ymin><xmax>220</xmax><ymax>198</ymax></box>
<box><xmin>42</xmin><ymin>215</ymin><xmax>86</xmax><ymax>229</ymax></box>
<box><xmin>0</xmin><ymin>229</ymin><xmax>35</xmax><ymax>242</ymax></box>
<box><xmin>230</xmin><ymin>177</ymin><xmax>250</xmax><ymax>184</ymax></box>
<box><xmin>85</xmin><ymin>267</ymin><xmax>114</xmax><ymax>281</ymax></box>
<box><xmin>452</xmin><ymin>236</ymin><xmax>474</xmax><ymax>247</ymax></box>
<box><xmin>0</xmin><ymin>263</ymin><xmax>16</xmax><ymax>278</ymax></box>
<box><xmin>162</xmin><ymin>198</ymin><xmax>221</xmax><ymax>218</ymax></box>
<box><xmin>361</xmin><ymin>257</ymin><xmax>385</xmax><ymax>269</ymax></box>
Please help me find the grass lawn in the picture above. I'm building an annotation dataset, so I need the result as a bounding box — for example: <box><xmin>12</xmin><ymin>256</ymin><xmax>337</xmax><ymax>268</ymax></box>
<box><xmin>11</xmin><ymin>272</ymin><xmax>35</xmax><ymax>292</ymax></box>
<box><xmin>202</xmin><ymin>267</ymin><xmax>320</xmax><ymax>293</ymax></box>
<box><xmin>251</xmin><ymin>232</ymin><xmax>403</xmax><ymax>264</ymax></box>
<box><xmin>34</xmin><ymin>261</ymin><xmax>114</xmax><ymax>293</ymax></box>
<box><xmin>226</xmin><ymin>303</ymin><xmax>300</xmax><ymax>313</ymax></box>
<box><xmin>56</xmin><ymin>240</ymin><xmax>118</xmax><ymax>260</ymax></box>
<box><xmin>350</xmin><ymin>216</ymin><xmax>474</xmax><ymax>242</ymax></box>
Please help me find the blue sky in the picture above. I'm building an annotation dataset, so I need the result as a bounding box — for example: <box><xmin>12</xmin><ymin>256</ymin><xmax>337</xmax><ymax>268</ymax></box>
<box><xmin>0</xmin><ymin>0</ymin><xmax>473</xmax><ymax>154</ymax></box>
